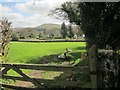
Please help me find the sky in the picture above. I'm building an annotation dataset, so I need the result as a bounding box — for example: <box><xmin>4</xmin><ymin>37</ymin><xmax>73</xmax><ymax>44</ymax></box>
<box><xmin>0</xmin><ymin>0</ymin><xmax>71</xmax><ymax>28</ymax></box>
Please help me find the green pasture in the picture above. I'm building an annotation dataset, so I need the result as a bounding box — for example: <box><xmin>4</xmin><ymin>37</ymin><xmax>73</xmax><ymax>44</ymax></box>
<box><xmin>2</xmin><ymin>42</ymin><xmax>86</xmax><ymax>85</ymax></box>
<box><xmin>8</xmin><ymin>42</ymin><xmax>86</xmax><ymax>64</ymax></box>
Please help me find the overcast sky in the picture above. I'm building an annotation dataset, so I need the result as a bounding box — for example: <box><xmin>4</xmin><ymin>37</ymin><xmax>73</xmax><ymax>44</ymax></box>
<box><xmin>0</xmin><ymin>0</ymin><xmax>71</xmax><ymax>28</ymax></box>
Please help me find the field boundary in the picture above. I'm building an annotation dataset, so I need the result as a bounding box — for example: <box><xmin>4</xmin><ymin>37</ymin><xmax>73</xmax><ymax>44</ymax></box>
<box><xmin>17</xmin><ymin>39</ymin><xmax>85</xmax><ymax>42</ymax></box>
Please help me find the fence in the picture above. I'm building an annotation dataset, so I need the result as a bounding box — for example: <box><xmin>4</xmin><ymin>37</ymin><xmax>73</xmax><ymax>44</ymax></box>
<box><xmin>0</xmin><ymin>45</ymin><xmax>98</xmax><ymax>89</ymax></box>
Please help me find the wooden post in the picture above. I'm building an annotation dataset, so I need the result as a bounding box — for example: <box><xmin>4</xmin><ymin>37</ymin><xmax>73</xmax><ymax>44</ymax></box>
<box><xmin>88</xmin><ymin>45</ymin><xmax>97</xmax><ymax>89</ymax></box>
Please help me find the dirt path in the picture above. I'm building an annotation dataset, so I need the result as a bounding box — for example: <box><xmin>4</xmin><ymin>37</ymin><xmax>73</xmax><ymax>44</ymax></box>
<box><xmin>15</xmin><ymin>70</ymin><xmax>43</xmax><ymax>88</ymax></box>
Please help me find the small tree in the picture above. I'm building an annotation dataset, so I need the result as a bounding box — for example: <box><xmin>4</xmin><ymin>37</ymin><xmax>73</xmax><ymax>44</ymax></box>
<box><xmin>50</xmin><ymin>33</ymin><xmax>54</xmax><ymax>39</ymax></box>
<box><xmin>61</xmin><ymin>22</ymin><xmax>67</xmax><ymax>39</ymax></box>
<box><xmin>38</xmin><ymin>33</ymin><xmax>42</xmax><ymax>40</ymax></box>
<box><xmin>29</xmin><ymin>33</ymin><xmax>36</xmax><ymax>38</ymax></box>
<box><xmin>0</xmin><ymin>18</ymin><xmax>12</xmax><ymax>63</ymax></box>
<box><xmin>68</xmin><ymin>24</ymin><xmax>74</xmax><ymax>39</ymax></box>
<box><xmin>12</xmin><ymin>33</ymin><xmax>19</xmax><ymax>41</ymax></box>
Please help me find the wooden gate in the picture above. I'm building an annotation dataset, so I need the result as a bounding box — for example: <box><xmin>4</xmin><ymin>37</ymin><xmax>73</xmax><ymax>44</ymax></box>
<box><xmin>0</xmin><ymin>45</ymin><xmax>98</xmax><ymax>89</ymax></box>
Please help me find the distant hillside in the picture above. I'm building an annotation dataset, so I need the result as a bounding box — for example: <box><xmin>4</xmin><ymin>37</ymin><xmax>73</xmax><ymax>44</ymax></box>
<box><xmin>36</xmin><ymin>23</ymin><xmax>61</xmax><ymax>31</ymax></box>
<box><xmin>35</xmin><ymin>23</ymin><xmax>61</xmax><ymax>37</ymax></box>
<box><xmin>12</xmin><ymin>23</ymin><xmax>83</xmax><ymax>39</ymax></box>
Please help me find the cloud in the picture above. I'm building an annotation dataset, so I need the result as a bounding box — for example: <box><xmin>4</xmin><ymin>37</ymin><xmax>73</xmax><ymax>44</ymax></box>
<box><xmin>0</xmin><ymin>4</ymin><xmax>23</xmax><ymax>23</ymax></box>
<box><xmin>13</xmin><ymin>0</ymin><xmax>70</xmax><ymax>27</ymax></box>
<box><xmin>4</xmin><ymin>13</ymin><xmax>23</xmax><ymax>20</ymax></box>
<box><xmin>0</xmin><ymin>4</ymin><xmax>12</xmax><ymax>17</ymax></box>
<box><xmin>11</xmin><ymin>14</ymin><xmax>63</xmax><ymax>28</ymax></box>
<box><xmin>2</xmin><ymin>12</ymin><xmax>25</xmax><ymax>27</ymax></box>
<box><xmin>1</xmin><ymin>0</ymin><xmax>30</xmax><ymax>2</ymax></box>
<box><xmin>3</xmin><ymin>0</ymin><xmax>70</xmax><ymax>3</ymax></box>
<box><xmin>1</xmin><ymin>0</ymin><xmax>70</xmax><ymax>27</ymax></box>
<box><xmin>15</xmin><ymin>0</ymin><xmax>70</xmax><ymax>15</ymax></box>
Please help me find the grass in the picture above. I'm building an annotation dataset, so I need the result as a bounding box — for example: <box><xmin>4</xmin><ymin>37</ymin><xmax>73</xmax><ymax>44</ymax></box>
<box><xmin>8</xmin><ymin>42</ymin><xmax>86</xmax><ymax>64</ymax></box>
<box><xmin>2</xmin><ymin>42</ymin><xmax>86</xmax><ymax>87</ymax></box>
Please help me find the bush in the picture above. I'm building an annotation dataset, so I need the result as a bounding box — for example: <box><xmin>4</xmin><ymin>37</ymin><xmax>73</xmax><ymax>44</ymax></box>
<box><xmin>11</xmin><ymin>34</ymin><xmax>19</xmax><ymax>41</ymax></box>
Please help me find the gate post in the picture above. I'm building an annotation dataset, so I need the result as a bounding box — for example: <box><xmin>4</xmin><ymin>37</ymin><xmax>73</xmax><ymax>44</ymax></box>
<box><xmin>88</xmin><ymin>45</ymin><xmax>97</xmax><ymax>89</ymax></box>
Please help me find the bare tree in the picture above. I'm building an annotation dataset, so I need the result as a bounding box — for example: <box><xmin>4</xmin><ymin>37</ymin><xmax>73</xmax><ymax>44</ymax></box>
<box><xmin>0</xmin><ymin>18</ymin><xmax>12</xmax><ymax>63</ymax></box>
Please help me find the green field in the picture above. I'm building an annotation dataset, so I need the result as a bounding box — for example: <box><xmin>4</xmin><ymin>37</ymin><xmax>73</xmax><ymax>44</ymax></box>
<box><xmin>8</xmin><ymin>42</ymin><xmax>86</xmax><ymax>64</ymax></box>
<box><xmin>1</xmin><ymin>42</ymin><xmax>86</xmax><ymax>85</ymax></box>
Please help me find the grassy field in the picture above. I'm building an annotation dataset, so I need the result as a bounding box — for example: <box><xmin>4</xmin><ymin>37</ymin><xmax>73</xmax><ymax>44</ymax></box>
<box><xmin>8</xmin><ymin>42</ymin><xmax>86</xmax><ymax>64</ymax></box>
<box><xmin>2</xmin><ymin>42</ymin><xmax>86</xmax><ymax>86</ymax></box>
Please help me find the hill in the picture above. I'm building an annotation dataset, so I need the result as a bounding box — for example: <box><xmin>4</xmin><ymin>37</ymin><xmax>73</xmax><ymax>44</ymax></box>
<box><xmin>35</xmin><ymin>23</ymin><xmax>61</xmax><ymax>37</ymax></box>
<box><xmin>12</xmin><ymin>23</ymin><xmax>82</xmax><ymax>39</ymax></box>
<box><xmin>36</xmin><ymin>23</ymin><xmax>61</xmax><ymax>31</ymax></box>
